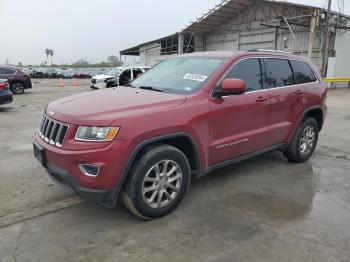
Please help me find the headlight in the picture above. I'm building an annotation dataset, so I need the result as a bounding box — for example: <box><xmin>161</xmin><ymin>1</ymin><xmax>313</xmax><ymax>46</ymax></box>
<box><xmin>75</xmin><ymin>126</ymin><xmax>120</xmax><ymax>142</ymax></box>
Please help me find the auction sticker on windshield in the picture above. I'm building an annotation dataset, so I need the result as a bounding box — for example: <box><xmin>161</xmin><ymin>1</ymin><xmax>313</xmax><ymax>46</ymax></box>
<box><xmin>183</xmin><ymin>73</ymin><xmax>208</xmax><ymax>82</ymax></box>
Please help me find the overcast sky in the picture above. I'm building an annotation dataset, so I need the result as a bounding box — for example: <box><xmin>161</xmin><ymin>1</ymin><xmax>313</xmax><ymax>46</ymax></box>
<box><xmin>0</xmin><ymin>0</ymin><xmax>348</xmax><ymax>65</ymax></box>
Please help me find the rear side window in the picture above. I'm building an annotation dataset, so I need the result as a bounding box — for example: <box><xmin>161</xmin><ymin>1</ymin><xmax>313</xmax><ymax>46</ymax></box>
<box><xmin>290</xmin><ymin>60</ymin><xmax>317</xmax><ymax>84</ymax></box>
<box><xmin>265</xmin><ymin>59</ymin><xmax>294</xmax><ymax>88</ymax></box>
<box><xmin>0</xmin><ymin>68</ymin><xmax>16</xmax><ymax>74</ymax></box>
<box><xmin>224</xmin><ymin>58</ymin><xmax>262</xmax><ymax>92</ymax></box>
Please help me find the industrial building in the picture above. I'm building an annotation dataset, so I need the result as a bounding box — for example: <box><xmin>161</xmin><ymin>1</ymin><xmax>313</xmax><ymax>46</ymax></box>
<box><xmin>120</xmin><ymin>0</ymin><xmax>350</xmax><ymax>78</ymax></box>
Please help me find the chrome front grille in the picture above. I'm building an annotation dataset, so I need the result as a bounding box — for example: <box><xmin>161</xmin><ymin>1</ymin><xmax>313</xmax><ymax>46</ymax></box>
<box><xmin>38</xmin><ymin>115</ymin><xmax>69</xmax><ymax>147</ymax></box>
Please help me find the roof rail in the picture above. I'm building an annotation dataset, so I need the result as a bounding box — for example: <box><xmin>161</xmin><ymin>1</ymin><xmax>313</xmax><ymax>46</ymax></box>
<box><xmin>247</xmin><ymin>49</ymin><xmax>293</xmax><ymax>54</ymax></box>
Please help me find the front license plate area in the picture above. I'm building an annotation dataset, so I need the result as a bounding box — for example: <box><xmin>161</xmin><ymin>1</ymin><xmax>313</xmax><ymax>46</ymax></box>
<box><xmin>33</xmin><ymin>142</ymin><xmax>46</xmax><ymax>167</ymax></box>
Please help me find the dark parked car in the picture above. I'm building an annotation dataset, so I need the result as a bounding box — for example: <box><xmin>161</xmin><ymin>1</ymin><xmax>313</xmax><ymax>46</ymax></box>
<box><xmin>0</xmin><ymin>79</ymin><xmax>13</xmax><ymax>105</ymax></box>
<box><xmin>30</xmin><ymin>70</ymin><xmax>46</xmax><ymax>79</ymax></box>
<box><xmin>0</xmin><ymin>66</ymin><xmax>32</xmax><ymax>94</ymax></box>
<box><xmin>73</xmin><ymin>71</ymin><xmax>92</xmax><ymax>79</ymax></box>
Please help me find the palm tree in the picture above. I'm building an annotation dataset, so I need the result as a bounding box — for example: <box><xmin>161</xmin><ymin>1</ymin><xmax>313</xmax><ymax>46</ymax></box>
<box><xmin>49</xmin><ymin>49</ymin><xmax>54</xmax><ymax>65</ymax></box>
<box><xmin>45</xmin><ymin>49</ymin><xmax>50</xmax><ymax>65</ymax></box>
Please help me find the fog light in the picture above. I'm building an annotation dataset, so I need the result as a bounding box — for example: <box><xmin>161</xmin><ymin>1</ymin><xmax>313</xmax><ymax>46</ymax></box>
<box><xmin>79</xmin><ymin>164</ymin><xmax>100</xmax><ymax>177</ymax></box>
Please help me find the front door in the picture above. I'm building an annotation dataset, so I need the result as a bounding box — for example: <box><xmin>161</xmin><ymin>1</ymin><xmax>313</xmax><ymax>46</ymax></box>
<box><xmin>209</xmin><ymin>58</ymin><xmax>271</xmax><ymax>165</ymax></box>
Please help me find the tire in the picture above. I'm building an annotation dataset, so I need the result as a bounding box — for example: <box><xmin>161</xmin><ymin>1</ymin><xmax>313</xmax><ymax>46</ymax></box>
<box><xmin>10</xmin><ymin>82</ymin><xmax>25</xmax><ymax>94</ymax></box>
<box><xmin>121</xmin><ymin>144</ymin><xmax>191</xmax><ymax>220</ymax></box>
<box><xmin>284</xmin><ymin>118</ymin><xmax>319</xmax><ymax>163</ymax></box>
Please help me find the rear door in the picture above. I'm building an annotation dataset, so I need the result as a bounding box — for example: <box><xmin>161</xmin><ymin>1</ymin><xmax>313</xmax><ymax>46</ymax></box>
<box><xmin>208</xmin><ymin>58</ymin><xmax>271</xmax><ymax>164</ymax></box>
<box><xmin>264</xmin><ymin>58</ymin><xmax>305</xmax><ymax>145</ymax></box>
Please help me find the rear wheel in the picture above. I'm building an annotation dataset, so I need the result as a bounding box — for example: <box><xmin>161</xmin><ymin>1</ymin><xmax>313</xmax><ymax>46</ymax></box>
<box><xmin>10</xmin><ymin>82</ymin><xmax>25</xmax><ymax>94</ymax></box>
<box><xmin>122</xmin><ymin>144</ymin><xmax>191</xmax><ymax>219</ymax></box>
<box><xmin>284</xmin><ymin>118</ymin><xmax>319</xmax><ymax>163</ymax></box>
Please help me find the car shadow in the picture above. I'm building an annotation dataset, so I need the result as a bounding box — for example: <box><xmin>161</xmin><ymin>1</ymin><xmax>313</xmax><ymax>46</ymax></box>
<box><xmin>69</xmin><ymin>151</ymin><xmax>317</xmax><ymax>226</ymax></box>
<box><xmin>0</xmin><ymin>106</ymin><xmax>16</xmax><ymax>112</ymax></box>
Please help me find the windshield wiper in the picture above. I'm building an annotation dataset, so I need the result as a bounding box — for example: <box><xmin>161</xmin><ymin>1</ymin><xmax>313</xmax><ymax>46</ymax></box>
<box><xmin>138</xmin><ymin>86</ymin><xmax>163</xmax><ymax>92</ymax></box>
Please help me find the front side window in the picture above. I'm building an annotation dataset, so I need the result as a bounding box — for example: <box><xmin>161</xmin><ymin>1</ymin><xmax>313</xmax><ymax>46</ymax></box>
<box><xmin>119</xmin><ymin>69</ymin><xmax>131</xmax><ymax>85</ymax></box>
<box><xmin>223</xmin><ymin>58</ymin><xmax>263</xmax><ymax>92</ymax></box>
<box><xmin>265</xmin><ymin>59</ymin><xmax>294</xmax><ymax>88</ymax></box>
<box><xmin>290</xmin><ymin>60</ymin><xmax>317</xmax><ymax>84</ymax></box>
<box><xmin>131</xmin><ymin>57</ymin><xmax>227</xmax><ymax>95</ymax></box>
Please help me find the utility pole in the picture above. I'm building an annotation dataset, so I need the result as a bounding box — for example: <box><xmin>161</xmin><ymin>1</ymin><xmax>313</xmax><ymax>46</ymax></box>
<box><xmin>321</xmin><ymin>0</ymin><xmax>332</xmax><ymax>77</ymax></box>
<box><xmin>307</xmin><ymin>10</ymin><xmax>318</xmax><ymax>59</ymax></box>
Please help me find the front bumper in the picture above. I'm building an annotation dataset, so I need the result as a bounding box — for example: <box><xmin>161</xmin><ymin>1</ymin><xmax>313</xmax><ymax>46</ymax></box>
<box><xmin>34</xmin><ymin>134</ymin><xmax>133</xmax><ymax>206</ymax></box>
<box><xmin>90</xmin><ymin>82</ymin><xmax>106</xmax><ymax>89</ymax></box>
<box><xmin>46</xmin><ymin>162</ymin><xmax>116</xmax><ymax>207</ymax></box>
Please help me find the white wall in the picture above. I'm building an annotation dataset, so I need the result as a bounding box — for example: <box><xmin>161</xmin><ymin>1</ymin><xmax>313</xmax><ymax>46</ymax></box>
<box><xmin>333</xmin><ymin>30</ymin><xmax>350</xmax><ymax>78</ymax></box>
<box><xmin>139</xmin><ymin>42</ymin><xmax>161</xmax><ymax>66</ymax></box>
<box><xmin>206</xmin><ymin>32</ymin><xmax>239</xmax><ymax>51</ymax></box>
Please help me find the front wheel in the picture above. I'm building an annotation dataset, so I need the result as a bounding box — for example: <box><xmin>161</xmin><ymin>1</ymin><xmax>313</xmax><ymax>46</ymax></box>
<box><xmin>122</xmin><ymin>144</ymin><xmax>191</xmax><ymax>219</ymax></box>
<box><xmin>10</xmin><ymin>82</ymin><xmax>25</xmax><ymax>94</ymax></box>
<box><xmin>284</xmin><ymin>118</ymin><xmax>319</xmax><ymax>163</ymax></box>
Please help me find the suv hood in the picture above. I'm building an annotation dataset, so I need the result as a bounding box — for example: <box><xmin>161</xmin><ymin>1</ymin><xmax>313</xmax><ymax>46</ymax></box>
<box><xmin>47</xmin><ymin>87</ymin><xmax>186</xmax><ymax>126</ymax></box>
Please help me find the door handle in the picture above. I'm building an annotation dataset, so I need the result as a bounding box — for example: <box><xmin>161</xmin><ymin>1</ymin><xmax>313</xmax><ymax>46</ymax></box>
<box><xmin>256</xmin><ymin>96</ymin><xmax>268</xmax><ymax>102</ymax></box>
<box><xmin>294</xmin><ymin>90</ymin><xmax>303</xmax><ymax>95</ymax></box>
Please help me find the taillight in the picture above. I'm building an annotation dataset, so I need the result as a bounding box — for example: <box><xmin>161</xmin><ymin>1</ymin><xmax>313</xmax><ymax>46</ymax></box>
<box><xmin>0</xmin><ymin>82</ymin><xmax>7</xmax><ymax>90</ymax></box>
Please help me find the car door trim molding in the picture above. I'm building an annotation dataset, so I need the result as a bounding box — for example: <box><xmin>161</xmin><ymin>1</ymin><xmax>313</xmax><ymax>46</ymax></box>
<box><xmin>202</xmin><ymin>143</ymin><xmax>286</xmax><ymax>176</ymax></box>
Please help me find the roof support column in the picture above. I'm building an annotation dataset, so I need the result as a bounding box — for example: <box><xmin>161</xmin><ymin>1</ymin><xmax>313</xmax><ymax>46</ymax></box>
<box><xmin>178</xmin><ymin>33</ymin><xmax>184</xmax><ymax>54</ymax></box>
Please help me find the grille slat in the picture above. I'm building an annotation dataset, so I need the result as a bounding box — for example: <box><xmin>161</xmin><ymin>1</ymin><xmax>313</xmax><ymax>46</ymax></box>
<box><xmin>55</xmin><ymin>125</ymin><xmax>64</xmax><ymax>144</ymax></box>
<box><xmin>42</xmin><ymin>118</ymin><xmax>49</xmax><ymax>136</ymax></box>
<box><xmin>38</xmin><ymin>117</ymin><xmax>45</xmax><ymax>132</ymax></box>
<box><xmin>45</xmin><ymin>121</ymin><xmax>54</xmax><ymax>142</ymax></box>
<box><xmin>49</xmin><ymin>123</ymin><xmax>58</xmax><ymax>144</ymax></box>
<box><xmin>38</xmin><ymin>115</ymin><xmax>69</xmax><ymax>147</ymax></box>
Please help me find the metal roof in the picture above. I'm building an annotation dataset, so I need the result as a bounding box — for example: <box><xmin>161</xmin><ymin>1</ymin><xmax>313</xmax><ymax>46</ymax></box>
<box><xmin>182</xmin><ymin>0</ymin><xmax>350</xmax><ymax>33</ymax></box>
<box><xmin>120</xmin><ymin>0</ymin><xmax>350</xmax><ymax>55</ymax></box>
<box><xmin>120</xmin><ymin>33</ymin><xmax>178</xmax><ymax>56</ymax></box>
<box><xmin>176</xmin><ymin>51</ymin><xmax>235</xmax><ymax>58</ymax></box>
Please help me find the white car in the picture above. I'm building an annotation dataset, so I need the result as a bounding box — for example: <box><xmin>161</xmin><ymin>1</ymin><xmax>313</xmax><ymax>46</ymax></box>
<box><xmin>90</xmin><ymin>66</ymin><xmax>149</xmax><ymax>89</ymax></box>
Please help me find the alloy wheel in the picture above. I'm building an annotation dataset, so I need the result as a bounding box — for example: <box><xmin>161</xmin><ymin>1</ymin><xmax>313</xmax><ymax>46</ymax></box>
<box><xmin>142</xmin><ymin>160</ymin><xmax>182</xmax><ymax>209</ymax></box>
<box><xmin>300</xmin><ymin>125</ymin><xmax>316</xmax><ymax>155</ymax></box>
<box><xmin>11</xmin><ymin>83</ymin><xmax>24</xmax><ymax>94</ymax></box>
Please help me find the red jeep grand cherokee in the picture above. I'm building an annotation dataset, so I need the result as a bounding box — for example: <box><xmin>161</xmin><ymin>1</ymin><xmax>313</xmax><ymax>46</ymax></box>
<box><xmin>33</xmin><ymin>50</ymin><xmax>327</xmax><ymax>219</ymax></box>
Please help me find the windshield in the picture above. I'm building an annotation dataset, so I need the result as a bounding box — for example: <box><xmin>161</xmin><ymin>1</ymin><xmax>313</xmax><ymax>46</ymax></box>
<box><xmin>131</xmin><ymin>57</ymin><xmax>227</xmax><ymax>95</ymax></box>
<box><xmin>106</xmin><ymin>68</ymin><xmax>123</xmax><ymax>76</ymax></box>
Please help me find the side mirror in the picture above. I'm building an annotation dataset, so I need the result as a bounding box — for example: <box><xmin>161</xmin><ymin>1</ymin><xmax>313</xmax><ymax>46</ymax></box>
<box><xmin>214</xmin><ymin>78</ymin><xmax>246</xmax><ymax>98</ymax></box>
